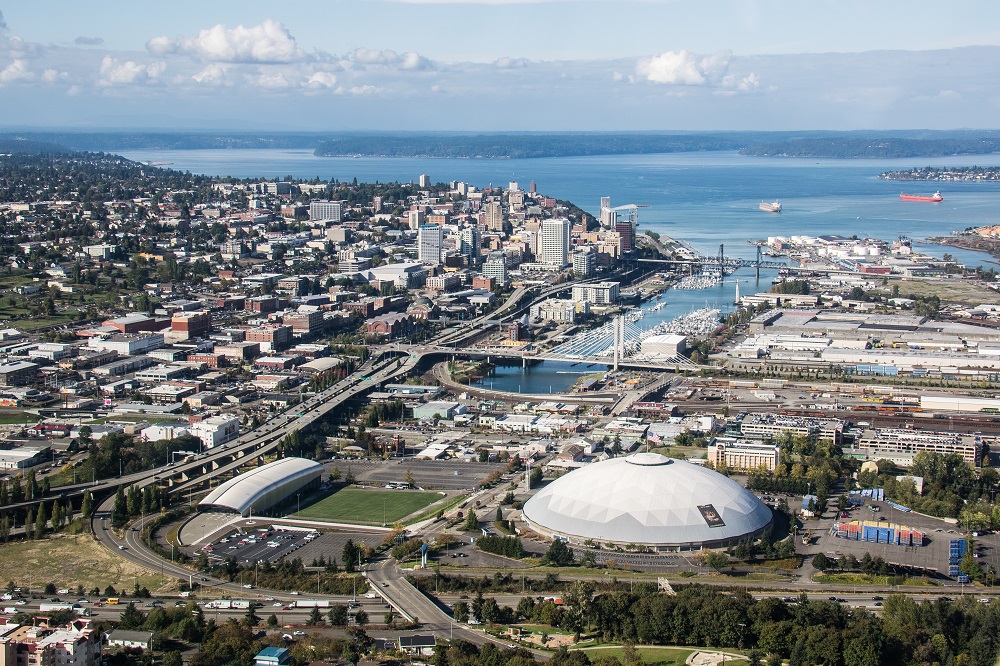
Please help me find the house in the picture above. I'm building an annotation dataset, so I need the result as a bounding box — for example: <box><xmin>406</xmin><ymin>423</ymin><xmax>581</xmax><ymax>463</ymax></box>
<box><xmin>254</xmin><ymin>646</ymin><xmax>291</xmax><ymax>666</ymax></box>
<box><xmin>107</xmin><ymin>629</ymin><xmax>154</xmax><ymax>650</ymax></box>
<box><xmin>398</xmin><ymin>634</ymin><xmax>436</xmax><ymax>655</ymax></box>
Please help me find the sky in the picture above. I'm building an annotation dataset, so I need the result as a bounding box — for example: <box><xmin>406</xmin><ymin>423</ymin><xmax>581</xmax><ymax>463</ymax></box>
<box><xmin>1</xmin><ymin>0</ymin><xmax>999</xmax><ymax>132</ymax></box>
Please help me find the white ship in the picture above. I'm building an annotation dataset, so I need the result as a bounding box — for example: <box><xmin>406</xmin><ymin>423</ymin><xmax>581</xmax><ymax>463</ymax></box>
<box><xmin>759</xmin><ymin>201</ymin><xmax>782</xmax><ymax>213</ymax></box>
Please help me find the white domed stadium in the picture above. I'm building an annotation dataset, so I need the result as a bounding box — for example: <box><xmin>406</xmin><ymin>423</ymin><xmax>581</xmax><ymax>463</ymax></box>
<box><xmin>522</xmin><ymin>452</ymin><xmax>772</xmax><ymax>551</ymax></box>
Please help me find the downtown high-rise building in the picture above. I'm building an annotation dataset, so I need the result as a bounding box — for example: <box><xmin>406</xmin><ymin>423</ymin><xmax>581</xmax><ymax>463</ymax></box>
<box><xmin>459</xmin><ymin>226</ymin><xmax>481</xmax><ymax>266</ymax></box>
<box><xmin>485</xmin><ymin>201</ymin><xmax>504</xmax><ymax>231</ymax></box>
<box><xmin>482</xmin><ymin>251</ymin><xmax>508</xmax><ymax>286</ymax></box>
<box><xmin>418</xmin><ymin>224</ymin><xmax>443</xmax><ymax>265</ymax></box>
<box><xmin>540</xmin><ymin>218</ymin><xmax>572</xmax><ymax>267</ymax></box>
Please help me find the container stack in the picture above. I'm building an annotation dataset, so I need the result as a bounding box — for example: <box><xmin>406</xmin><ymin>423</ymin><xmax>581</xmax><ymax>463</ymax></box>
<box><xmin>949</xmin><ymin>538</ymin><xmax>969</xmax><ymax>582</ymax></box>
<box><xmin>830</xmin><ymin>519</ymin><xmax>924</xmax><ymax>546</ymax></box>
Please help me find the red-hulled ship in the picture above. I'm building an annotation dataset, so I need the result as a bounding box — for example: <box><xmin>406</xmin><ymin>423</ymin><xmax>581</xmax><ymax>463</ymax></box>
<box><xmin>899</xmin><ymin>191</ymin><xmax>943</xmax><ymax>202</ymax></box>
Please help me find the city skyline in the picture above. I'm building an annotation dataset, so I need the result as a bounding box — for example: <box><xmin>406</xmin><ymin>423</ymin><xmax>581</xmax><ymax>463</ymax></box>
<box><xmin>1</xmin><ymin>1</ymin><xmax>999</xmax><ymax>131</ymax></box>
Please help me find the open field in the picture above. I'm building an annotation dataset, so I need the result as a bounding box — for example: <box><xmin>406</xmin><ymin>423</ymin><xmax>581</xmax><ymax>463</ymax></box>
<box><xmin>892</xmin><ymin>277</ymin><xmax>999</xmax><ymax>305</ymax></box>
<box><xmin>294</xmin><ymin>488</ymin><xmax>444</xmax><ymax>524</ymax></box>
<box><xmin>571</xmin><ymin>646</ymin><xmax>699</xmax><ymax>665</ymax></box>
<box><xmin>0</xmin><ymin>534</ymin><xmax>174</xmax><ymax>594</ymax></box>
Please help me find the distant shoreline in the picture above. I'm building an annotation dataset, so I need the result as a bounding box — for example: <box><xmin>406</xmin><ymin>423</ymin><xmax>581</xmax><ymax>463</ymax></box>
<box><xmin>4</xmin><ymin>129</ymin><xmax>1000</xmax><ymax>160</ymax></box>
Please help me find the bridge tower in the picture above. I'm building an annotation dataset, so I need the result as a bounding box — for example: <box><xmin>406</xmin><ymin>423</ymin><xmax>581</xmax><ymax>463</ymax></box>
<box><xmin>717</xmin><ymin>244</ymin><xmax>725</xmax><ymax>281</ymax></box>
<box><xmin>756</xmin><ymin>245</ymin><xmax>763</xmax><ymax>279</ymax></box>
<box><xmin>611</xmin><ymin>315</ymin><xmax>621</xmax><ymax>372</ymax></box>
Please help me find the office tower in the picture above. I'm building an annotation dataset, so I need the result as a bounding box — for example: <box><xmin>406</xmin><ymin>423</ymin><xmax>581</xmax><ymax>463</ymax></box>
<box><xmin>540</xmin><ymin>218</ymin><xmax>572</xmax><ymax>267</ymax></box>
<box><xmin>459</xmin><ymin>226</ymin><xmax>481</xmax><ymax>266</ymax></box>
<box><xmin>418</xmin><ymin>224</ymin><xmax>443</xmax><ymax>265</ymax></box>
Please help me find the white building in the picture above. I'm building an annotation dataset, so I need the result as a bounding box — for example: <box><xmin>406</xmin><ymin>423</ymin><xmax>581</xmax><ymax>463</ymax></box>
<box><xmin>481</xmin><ymin>252</ymin><xmax>508</xmax><ymax>286</ymax></box>
<box><xmin>573</xmin><ymin>250</ymin><xmax>596</xmax><ymax>277</ymax></box>
<box><xmin>571</xmin><ymin>282</ymin><xmax>620</xmax><ymax>305</ymax></box>
<box><xmin>539</xmin><ymin>218</ymin><xmax>571</xmax><ymax>267</ymax></box>
<box><xmin>418</xmin><ymin>224</ymin><xmax>443</xmax><ymax>265</ymax></box>
<box><xmin>639</xmin><ymin>334</ymin><xmax>687</xmax><ymax>357</ymax></box>
<box><xmin>89</xmin><ymin>333</ymin><xmax>164</xmax><ymax>356</ymax></box>
<box><xmin>140</xmin><ymin>423</ymin><xmax>190</xmax><ymax>442</ymax></box>
<box><xmin>459</xmin><ymin>227</ymin><xmax>480</xmax><ymax>266</ymax></box>
<box><xmin>188</xmin><ymin>414</ymin><xmax>240</xmax><ymax>450</ymax></box>
<box><xmin>308</xmin><ymin>200</ymin><xmax>343</xmax><ymax>222</ymax></box>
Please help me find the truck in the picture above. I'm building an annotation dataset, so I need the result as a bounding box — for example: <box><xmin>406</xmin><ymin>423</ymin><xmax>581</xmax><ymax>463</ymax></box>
<box><xmin>2</xmin><ymin>607</ymin><xmax>18</xmax><ymax>615</ymax></box>
<box><xmin>293</xmin><ymin>600</ymin><xmax>330</xmax><ymax>609</ymax></box>
<box><xmin>39</xmin><ymin>603</ymin><xmax>75</xmax><ymax>613</ymax></box>
<box><xmin>205</xmin><ymin>600</ymin><xmax>232</xmax><ymax>609</ymax></box>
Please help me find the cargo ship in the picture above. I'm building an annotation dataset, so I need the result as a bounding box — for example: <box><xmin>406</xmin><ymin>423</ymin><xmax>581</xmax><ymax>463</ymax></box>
<box><xmin>759</xmin><ymin>200</ymin><xmax>782</xmax><ymax>212</ymax></box>
<box><xmin>899</xmin><ymin>191</ymin><xmax>943</xmax><ymax>202</ymax></box>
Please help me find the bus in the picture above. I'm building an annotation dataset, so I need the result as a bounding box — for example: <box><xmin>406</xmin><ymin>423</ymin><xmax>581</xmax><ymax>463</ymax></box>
<box><xmin>105</xmin><ymin>597</ymin><xmax>120</xmax><ymax>605</ymax></box>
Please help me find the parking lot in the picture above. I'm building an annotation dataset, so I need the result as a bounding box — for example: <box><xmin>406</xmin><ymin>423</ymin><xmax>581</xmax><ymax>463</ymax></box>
<box><xmin>325</xmin><ymin>458</ymin><xmax>507</xmax><ymax>491</ymax></box>
<box><xmin>201</xmin><ymin>527</ymin><xmax>317</xmax><ymax>565</ymax></box>
<box><xmin>292</xmin><ymin>531</ymin><xmax>385</xmax><ymax>567</ymax></box>
<box><xmin>797</xmin><ymin>496</ymin><xmax>993</xmax><ymax>580</ymax></box>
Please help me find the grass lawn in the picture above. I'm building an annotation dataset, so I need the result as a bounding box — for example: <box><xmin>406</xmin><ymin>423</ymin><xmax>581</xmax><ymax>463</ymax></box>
<box><xmin>0</xmin><ymin>534</ymin><xmax>174</xmax><ymax>594</ymax></box>
<box><xmin>572</xmin><ymin>646</ymin><xmax>698</xmax><ymax>665</ymax></box>
<box><xmin>294</xmin><ymin>488</ymin><xmax>444</xmax><ymax>524</ymax></box>
<box><xmin>0</xmin><ymin>410</ymin><xmax>32</xmax><ymax>425</ymax></box>
<box><xmin>814</xmin><ymin>572</ymin><xmax>936</xmax><ymax>586</ymax></box>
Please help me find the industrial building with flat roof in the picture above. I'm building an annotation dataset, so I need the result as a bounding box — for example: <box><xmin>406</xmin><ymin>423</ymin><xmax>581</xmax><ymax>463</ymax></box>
<box><xmin>737</xmin><ymin>412</ymin><xmax>844</xmax><ymax>444</ymax></box>
<box><xmin>852</xmin><ymin>428</ymin><xmax>982</xmax><ymax>467</ymax></box>
<box><xmin>198</xmin><ymin>457</ymin><xmax>323</xmax><ymax>516</ymax></box>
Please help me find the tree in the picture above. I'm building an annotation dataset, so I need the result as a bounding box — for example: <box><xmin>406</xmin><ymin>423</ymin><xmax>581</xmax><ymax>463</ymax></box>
<box><xmin>308</xmin><ymin>606</ymin><xmax>324</xmax><ymax>626</ymax></box>
<box><xmin>343</xmin><ymin>540</ymin><xmax>359</xmax><ymax>572</ymax></box>
<box><xmin>812</xmin><ymin>552</ymin><xmax>834</xmax><ymax>570</ymax></box>
<box><xmin>163</xmin><ymin>652</ymin><xmax>183</xmax><ymax>666</ymax></box>
<box><xmin>267</xmin><ymin>614</ymin><xmax>279</xmax><ymax>628</ymax></box>
<box><xmin>542</xmin><ymin>539</ymin><xmax>575</xmax><ymax>566</ymax></box>
<box><xmin>112</xmin><ymin>486</ymin><xmax>128</xmax><ymax>527</ymax></box>
<box><xmin>464</xmin><ymin>509</ymin><xmax>479</xmax><ymax>532</ymax></box>
<box><xmin>244</xmin><ymin>604</ymin><xmax>260</xmax><ymax>627</ymax></box>
<box><xmin>355</xmin><ymin>609</ymin><xmax>369</xmax><ymax>626</ymax></box>
<box><xmin>34</xmin><ymin>502</ymin><xmax>47</xmax><ymax>538</ymax></box>
<box><xmin>703</xmin><ymin>551</ymin><xmax>729</xmax><ymax>572</ymax></box>
<box><xmin>453</xmin><ymin>601</ymin><xmax>470</xmax><ymax>622</ymax></box>
<box><xmin>328</xmin><ymin>605</ymin><xmax>348</xmax><ymax>626</ymax></box>
<box><xmin>404</xmin><ymin>468</ymin><xmax>415</xmax><ymax>486</ymax></box>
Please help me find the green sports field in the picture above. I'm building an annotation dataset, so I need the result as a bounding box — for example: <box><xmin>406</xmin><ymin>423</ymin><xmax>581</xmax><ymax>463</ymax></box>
<box><xmin>294</xmin><ymin>488</ymin><xmax>444</xmax><ymax>524</ymax></box>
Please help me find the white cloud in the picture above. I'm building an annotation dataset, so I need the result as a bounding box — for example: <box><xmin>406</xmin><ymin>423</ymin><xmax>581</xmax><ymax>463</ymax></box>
<box><xmin>353</xmin><ymin>47</ymin><xmax>399</xmax><ymax>65</ymax></box>
<box><xmin>0</xmin><ymin>59</ymin><xmax>34</xmax><ymax>83</ymax></box>
<box><xmin>245</xmin><ymin>70</ymin><xmax>294</xmax><ymax>89</ymax></box>
<box><xmin>74</xmin><ymin>36</ymin><xmax>104</xmax><ymax>46</ymax></box>
<box><xmin>348</xmin><ymin>84</ymin><xmax>379</xmax><ymax>95</ymax></box>
<box><xmin>191</xmin><ymin>64</ymin><xmax>230</xmax><ymax>86</ymax></box>
<box><xmin>637</xmin><ymin>49</ymin><xmax>731</xmax><ymax>85</ymax></box>
<box><xmin>307</xmin><ymin>71</ymin><xmax>338</xmax><ymax>88</ymax></box>
<box><xmin>41</xmin><ymin>68</ymin><xmax>68</xmax><ymax>83</ymax></box>
<box><xmin>98</xmin><ymin>56</ymin><xmax>165</xmax><ymax>86</ymax></box>
<box><xmin>400</xmin><ymin>52</ymin><xmax>432</xmax><ymax>70</ymax></box>
<box><xmin>351</xmin><ymin>47</ymin><xmax>432</xmax><ymax>70</ymax></box>
<box><xmin>147</xmin><ymin>19</ymin><xmax>305</xmax><ymax>64</ymax></box>
<box><xmin>494</xmin><ymin>56</ymin><xmax>528</xmax><ymax>69</ymax></box>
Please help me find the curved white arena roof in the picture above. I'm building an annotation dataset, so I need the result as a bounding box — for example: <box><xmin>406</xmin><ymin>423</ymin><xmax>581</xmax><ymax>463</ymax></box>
<box><xmin>199</xmin><ymin>457</ymin><xmax>323</xmax><ymax>515</ymax></box>
<box><xmin>522</xmin><ymin>452</ymin><xmax>772</xmax><ymax>547</ymax></box>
